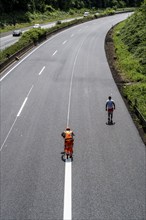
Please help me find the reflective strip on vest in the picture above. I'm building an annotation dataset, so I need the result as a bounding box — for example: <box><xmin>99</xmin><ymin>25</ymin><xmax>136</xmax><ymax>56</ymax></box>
<box><xmin>65</xmin><ymin>131</ymin><xmax>73</xmax><ymax>140</ymax></box>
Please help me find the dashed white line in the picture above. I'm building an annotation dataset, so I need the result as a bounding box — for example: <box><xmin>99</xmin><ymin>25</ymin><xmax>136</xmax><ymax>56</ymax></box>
<box><xmin>38</xmin><ymin>66</ymin><xmax>45</xmax><ymax>75</ymax></box>
<box><xmin>17</xmin><ymin>85</ymin><xmax>34</xmax><ymax>117</ymax></box>
<box><xmin>17</xmin><ymin>97</ymin><xmax>28</xmax><ymax>117</ymax></box>
<box><xmin>52</xmin><ymin>50</ymin><xmax>58</xmax><ymax>56</ymax></box>
<box><xmin>63</xmin><ymin>40</ymin><xmax>67</xmax><ymax>45</ymax></box>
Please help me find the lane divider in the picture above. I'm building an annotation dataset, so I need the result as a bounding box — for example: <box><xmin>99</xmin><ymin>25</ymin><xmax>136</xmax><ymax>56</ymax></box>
<box><xmin>0</xmin><ymin>117</ymin><xmax>17</xmax><ymax>152</ymax></box>
<box><xmin>17</xmin><ymin>97</ymin><xmax>28</xmax><ymax>117</ymax></box>
<box><xmin>63</xmin><ymin>40</ymin><xmax>67</xmax><ymax>45</ymax></box>
<box><xmin>0</xmin><ymin>85</ymin><xmax>34</xmax><ymax>151</ymax></box>
<box><xmin>63</xmin><ymin>37</ymin><xmax>87</xmax><ymax>220</ymax></box>
<box><xmin>52</xmin><ymin>50</ymin><xmax>58</xmax><ymax>56</ymax></box>
<box><xmin>63</xmin><ymin>161</ymin><xmax>72</xmax><ymax>220</ymax></box>
<box><xmin>38</xmin><ymin>66</ymin><xmax>45</xmax><ymax>76</ymax></box>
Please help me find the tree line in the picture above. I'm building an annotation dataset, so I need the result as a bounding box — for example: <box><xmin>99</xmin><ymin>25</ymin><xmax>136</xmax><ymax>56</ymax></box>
<box><xmin>0</xmin><ymin>0</ymin><xmax>144</xmax><ymax>14</ymax></box>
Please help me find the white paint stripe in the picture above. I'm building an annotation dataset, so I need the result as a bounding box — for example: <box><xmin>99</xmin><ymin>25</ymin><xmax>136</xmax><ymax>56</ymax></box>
<box><xmin>0</xmin><ymin>117</ymin><xmax>17</xmax><ymax>152</ymax></box>
<box><xmin>66</xmin><ymin>39</ymin><xmax>85</xmax><ymax>127</ymax></box>
<box><xmin>63</xmin><ymin>36</ymin><xmax>86</xmax><ymax>220</ymax></box>
<box><xmin>71</xmin><ymin>34</ymin><xmax>74</xmax><ymax>37</ymax></box>
<box><xmin>63</xmin><ymin>40</ymin><xmax>67</xmax><ymax>45</ymax></box>
<box><xmin>63</xmin><ymin>161</ymin><xmax>72</xmax><ymax>220</ymax></box>
<box><xmin>39</xmin><ymin>66</ymin><xmax>45</xmax><ymax>75</ymax></box>
<box><xmin>0</xmin><ymin>85</ymin><xmax>34</xmax><ymax>151</ymax></box>
<box><xmin>52</xmin><ymin>50</ymin><xmax>57</xmax><ymax>56</ymax></box>
<box><xmin>17</xmin><ymin>85</ymin><xmax>33</xmax><ymax>117</ymax></box>
<box><xmin>27</xmin><ymin>85</ymin><xmax>34</xmax><ymax>97</ymax></box>
<box><xmin>17</xmin><ymin>97</ymin><xmax>28</xmax><ymax>117</ymax></box>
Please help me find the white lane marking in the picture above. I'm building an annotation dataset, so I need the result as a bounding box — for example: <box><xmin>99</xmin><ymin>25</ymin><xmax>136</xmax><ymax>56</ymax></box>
<box><xmin>66</xmin><ymin>39</ymin><xmax>85</xmax><ymax>127</ymax></box>
<box><xmin>0</xmin><ymin>85</ymin><xmax>34</xmax><ymax>151</ymax></box>
<box><xmin>63</xmin><ymin>161</ymin><xmax>72</xmax><ymax>220</ymax></box>
<box><xmin>63</xmin><ymin>36</ymin><xmax>86</xmax><ymax>220</ymax></box>
<box><xmin>63</xmin><ymin>40</ymin><xmax>67</xmax><ymax>45</ymax></box>
<box><xmin>0</xmin><ymin>117</ymin><xmax>17</xmax><ymax>152</ymax></box>
<box><xmin>17</xmin><ymin>97</ymin><xmax>28</xmax><ymax>117</ymax></box>
<box><xmin>17</xmin><ymin>85</ymin><xmax>34</xmax><ymax>117</ymax></box>
<box><xmin>27</xmin><ymin>85</ymin><xmax>34</xmax><ymax>97</ymax></box>
<box><xmin>52</xmin><ymin>50</ymin><xmax>58</xmax><ymax>56</ymax></box>
<box><xmin>39</xmin><ymin>66</ymin><xmax>45</xmax><ymax>75</ymax></box>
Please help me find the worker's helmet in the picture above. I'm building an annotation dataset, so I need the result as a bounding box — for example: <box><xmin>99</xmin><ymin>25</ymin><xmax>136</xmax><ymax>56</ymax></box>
<box><xmin>66</xmin><ymin>127</ymin><xmax>70</xmax><ymax>131</ymax></box>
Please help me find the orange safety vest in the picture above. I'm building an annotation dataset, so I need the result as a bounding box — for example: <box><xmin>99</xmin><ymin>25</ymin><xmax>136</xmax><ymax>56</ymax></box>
<box><xmin>65</xmin><ymin>131</ymin><xmax>73</xmax><ymax>141</ymax></box>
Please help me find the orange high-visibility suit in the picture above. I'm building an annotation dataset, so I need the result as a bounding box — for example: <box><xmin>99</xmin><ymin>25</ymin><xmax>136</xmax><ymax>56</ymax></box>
<box><xmin>61</xmin><ymin>130</ymin><xmax>74</xmax><ymax>156</ymax></box>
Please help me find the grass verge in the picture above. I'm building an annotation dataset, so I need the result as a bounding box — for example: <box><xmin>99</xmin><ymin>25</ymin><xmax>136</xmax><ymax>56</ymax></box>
<box><xmin>113</xmin><ymin>21</ymin><xmax>146</xmax><ymax>119</ymax></box>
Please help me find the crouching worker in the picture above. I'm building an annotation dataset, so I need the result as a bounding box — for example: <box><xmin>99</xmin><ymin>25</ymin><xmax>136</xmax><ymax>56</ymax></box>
<box><xmin>61</xmin><ymin>127</ymin><xmax>75</xmax><ymax>158</ymax></box>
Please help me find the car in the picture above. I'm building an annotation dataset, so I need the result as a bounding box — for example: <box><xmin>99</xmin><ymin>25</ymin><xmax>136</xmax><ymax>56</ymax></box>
<box><xmin>84</xmin><ymin>12</ymin><xmax>89</xmax><ymax>17</ymax></box>
<box><xmin>33</xmin><ymin>24</ymin><xmax>41</xmax><ymax>28</ymax></box>
<box><xmin>12</xmin><ymin>29</ymin><xmax>22</xmax><ymax>36</ymax></box>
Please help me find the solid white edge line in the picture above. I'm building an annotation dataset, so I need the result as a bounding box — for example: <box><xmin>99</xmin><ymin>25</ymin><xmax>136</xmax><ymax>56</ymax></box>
<box><xmin>39</xmin><ymin>66</ymin><xmax>45</xmax><ymax>75</ymax></box>
<box><xmin>17</xmin><ymin>97</ymin><xmax>28</xmax><ymax>117</ymax></box>
<box><xmin>63</xmin><ymin>161</ymin><xmax>72</xmax><ymax>220</ymax></box>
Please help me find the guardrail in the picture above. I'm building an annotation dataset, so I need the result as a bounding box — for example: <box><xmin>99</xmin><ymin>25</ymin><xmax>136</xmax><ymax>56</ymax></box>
<box><xmin>128</xmin><ymin>99</ymin><xmax>146</xmax><ymax>128</ymax></box>
<box><xmin>0</xmin><ymin>43</ymin><xmax>34</xmax><ymax>73</ymax></box>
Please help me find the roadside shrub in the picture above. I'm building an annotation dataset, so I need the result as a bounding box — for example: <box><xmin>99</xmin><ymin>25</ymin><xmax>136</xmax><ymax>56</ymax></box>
<box><xmin>123</xmin><ymin>83</ymin><xmax>146</xmax><ymax>118</ymax></box>
<box><xmin>45</xmin><ymin>5</ymin><xmax>55</xmax><ymax>12</ymax></box>
<box><xmin>101</xmin><ymin>8</ymin><xmax>115</xmax><ymax>16</ymax></box>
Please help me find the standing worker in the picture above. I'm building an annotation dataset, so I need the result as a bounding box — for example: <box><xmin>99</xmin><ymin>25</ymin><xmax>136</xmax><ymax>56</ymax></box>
<box><xmin>61</xmin><ymin>127</ymin><xmax>75</xmax><ymax>158</ymax></box>
<box><xmin>105</xmin><ymin>96</ymin><xmax>116</xmax><ymax>124</ymax></box>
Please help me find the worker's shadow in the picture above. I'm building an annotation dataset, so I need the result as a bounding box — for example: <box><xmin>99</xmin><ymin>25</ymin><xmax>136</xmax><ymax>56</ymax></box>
<box><xmin>61</xmin><ymin>152</ymin><xmax>73</xmax><ymax>162</ymax></box>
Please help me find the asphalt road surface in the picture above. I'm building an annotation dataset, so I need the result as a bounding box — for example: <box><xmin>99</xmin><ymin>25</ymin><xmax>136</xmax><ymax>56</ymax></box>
<box><xmin>0</xmin><ymin>13</ymin><xmax>145</xmax><ymax>220</ymax></box>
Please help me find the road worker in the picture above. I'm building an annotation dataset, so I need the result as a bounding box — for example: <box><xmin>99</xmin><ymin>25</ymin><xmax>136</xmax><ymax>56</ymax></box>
<box><xmin>61</xmin><ymin>127</ymin><xmax>75</xmax><ymax>158</ymax></box>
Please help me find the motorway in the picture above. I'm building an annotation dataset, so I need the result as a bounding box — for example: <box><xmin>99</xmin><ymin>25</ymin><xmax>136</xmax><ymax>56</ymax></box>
<box><xmin>0</xmin><ymin>17</ymin><xmax>82</xmax><ymax>50</ymax></box>
<box><xmin>0</xmin><ymin>13</ymin><xmax>145</xmax><ymax>220</ymax></box>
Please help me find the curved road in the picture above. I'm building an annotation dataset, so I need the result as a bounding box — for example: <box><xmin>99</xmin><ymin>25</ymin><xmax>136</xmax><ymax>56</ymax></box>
<box><xmin>0</xmin><ymin>13</ymin><xmax>145</xmax><ymax>220</ymax></box>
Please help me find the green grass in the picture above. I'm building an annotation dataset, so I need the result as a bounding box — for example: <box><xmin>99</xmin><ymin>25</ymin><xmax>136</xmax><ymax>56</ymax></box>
<box><xmin>113</xmin><ymin>9</ymin><xmax>146</xmax><ymax>119</ymax></box>
<box><xmin>123</xmin><ymin>83</ymin><xmax>146</xmax><ymax>119</ymax></box>
<box><xmin>0</xmin><ymin>7</ymin><xmax>134</xmax><ymax>33</ymax></box>
<box><xmin>0</xmin><ymin>8</ymin><xmax>92</xmax><ymax>33</ymax></box>
<box><xmin>113</xmin><ymin>22</ymin><xmax>145</xmax><ymax>82</ymax></box>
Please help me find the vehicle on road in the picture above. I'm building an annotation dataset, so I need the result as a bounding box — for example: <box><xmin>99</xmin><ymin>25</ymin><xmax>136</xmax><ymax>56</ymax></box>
<box><xmin>33</xmin><ymin>24</ymin><xmax>41</xmax><ymax>28</ymax></box>
<box><xmin>12</xmin><ymin>29</ymin><xmax>22</xmax><ymax>36</ymax></box>
<box><xmin>84</xmin><ymin>12</ymin><xmax>89</xmax><ymax>17</ymax></box>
